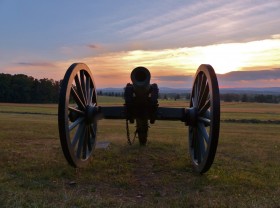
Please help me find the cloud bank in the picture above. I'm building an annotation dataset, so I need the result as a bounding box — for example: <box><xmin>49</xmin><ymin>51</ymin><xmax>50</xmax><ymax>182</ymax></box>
<box><xmin>3</xmin><ymin>38</ymin><xmax>280</xmax><ymax>88</ymax></box>
<box><xmin>154</xmin><ymin>69</ymin><xmax>280</xmax><ymax>88</ymax></box>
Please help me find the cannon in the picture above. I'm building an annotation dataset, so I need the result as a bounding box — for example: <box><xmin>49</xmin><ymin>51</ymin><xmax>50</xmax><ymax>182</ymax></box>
<box><xmin>58</xmin><ymin>63</ymin><xmax>220</xmax><ymax>173</ymax></box>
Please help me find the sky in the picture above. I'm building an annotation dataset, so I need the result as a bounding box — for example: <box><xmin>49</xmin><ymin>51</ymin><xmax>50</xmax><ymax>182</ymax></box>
<box><xmin>0</xmin><ymin>0</ymin><xmax>280</xmax><ymax>88</ymax></box>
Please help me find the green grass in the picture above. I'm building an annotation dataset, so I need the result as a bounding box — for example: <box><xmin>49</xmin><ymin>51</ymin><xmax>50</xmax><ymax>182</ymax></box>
<box><xmin>0</xmin><ymin>97</ymin><xmax>280</xmax><ymax>207</ymax></box>
<box><xmin>0</xmin><ymin>103</ymin><xmax>57</xmax><ymax>114</ymax></box>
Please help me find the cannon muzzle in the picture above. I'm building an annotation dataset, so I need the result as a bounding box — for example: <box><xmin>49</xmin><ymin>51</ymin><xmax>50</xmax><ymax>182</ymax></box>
<box><xmin>130</xmin><ymin>66</ymin><xmax>151</xmax><ymax>96</ymax></box>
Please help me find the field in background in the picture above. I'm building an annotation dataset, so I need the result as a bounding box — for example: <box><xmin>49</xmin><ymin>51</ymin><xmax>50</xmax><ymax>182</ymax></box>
<box><xmin>0</xmin><ymin>97</ymin><xmax>280</xmax><ymax>207</ymax></box>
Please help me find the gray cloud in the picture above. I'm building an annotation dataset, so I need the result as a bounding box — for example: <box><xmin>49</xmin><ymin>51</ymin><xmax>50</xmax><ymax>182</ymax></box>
<box><xmin>17</xmin><ymin>62</ymin><xmax>56</xmax><ymax>67</ymax></box>
<box><xmin>154</xmin><ymin>69</ymin><xmax>280</xmax><ymax>83</ymax></box>
<box><xmin>218</xmin><ymin>69</ymin><xmax>280</xmax><ymax>81</ymax></box>
<box><xmin>87</xmin><ymin>44</ymin><xmax>99</xmax><ymax>49</ymax></box>
<box><xmin>153</xmin><ymin>69</ymin><xmax>280</xmax><ymax>88</ymax></box>
<box><xmin>153</xmin><ymin>75</ymin><xmax>193</xmax><ymax>82</ymax></box>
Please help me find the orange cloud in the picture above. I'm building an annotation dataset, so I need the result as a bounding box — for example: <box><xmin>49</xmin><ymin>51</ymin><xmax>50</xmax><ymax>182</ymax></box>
<box><xmin>56</xmin><ymin>38</ymin><xmax>280</xmax><ymax>87</ymax></box>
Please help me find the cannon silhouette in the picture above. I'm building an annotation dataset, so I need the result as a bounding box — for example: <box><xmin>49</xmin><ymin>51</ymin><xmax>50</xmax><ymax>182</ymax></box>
<box><xmin>58</xmin><ymin>63</ymin><xmax>220</xmax><ymax>173</ymax></box>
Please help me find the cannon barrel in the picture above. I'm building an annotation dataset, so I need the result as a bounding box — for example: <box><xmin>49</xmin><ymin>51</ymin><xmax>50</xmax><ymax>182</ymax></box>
<box><xmin>130</xmin><ymin>66</ymin><xmax>151</xmax><ymax>96</ymax></box>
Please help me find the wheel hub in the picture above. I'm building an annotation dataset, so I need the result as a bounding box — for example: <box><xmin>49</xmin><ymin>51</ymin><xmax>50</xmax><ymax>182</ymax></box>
<box><xmin>85</xmin><ymin>105</ymin><xmax>100</xmax><ymax>124</ymax></box>
<box><xmin>185</xmin><ymin>107</ymin><xmax>198</xmax><ymax>126</ymax></box>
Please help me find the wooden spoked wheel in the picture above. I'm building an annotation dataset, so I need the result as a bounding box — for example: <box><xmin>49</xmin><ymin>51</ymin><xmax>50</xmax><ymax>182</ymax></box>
<box><xmin>189</xmin><ymin>64</ymin><xmax>220</xmax><ymax>173</ymax></box>
<box><xmin>58</xmin><ymin>63</ymin><xmax>98</xmax><ymax>167</ymax></box>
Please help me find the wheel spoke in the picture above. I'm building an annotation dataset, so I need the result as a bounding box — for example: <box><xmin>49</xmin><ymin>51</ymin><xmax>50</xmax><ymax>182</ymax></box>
<box><xmin>71</xmin><ymin>86</ymin><xmax>85</xmax><ymax>110</ymax></box>
<box><xmin>198</xmin><ymin>116</ymin><xmax>211</xmax><ymax>126</ymax></box>
<box><xmin>195</xmin><ymin>75</ymin><xmax>200</xmax><ymax>107</ymax></box>
<box><xmin>93</xmin><ymin>92</ymin><xmax>97</xmax><ymax>103</ymax></box>
<box><xmin>71</xmin><ymin>122</ymin><xmax>85</xmax><ymax>148</ymax></box>
<box><xmin>74</xmin><ymin>74</ymin><xmax>86</xmax><ymax>106</ymax></box>
<box><xmin>69</xmin><ymin>117</ymin><xmax>85</xmax><ymax>131</ymax></box>
<box><xmin>87</xmin><ymin>128</ymin><xmax>93</xmax><ymax>152</ymax></box>
<box><xmin>82</xmin><ymin>126</ymin><xmax>88</xmax><ymax>159</ymax></box>
<box><xmin>193</xmin><ymin>128</ymin><xmax>197</xmax><ymax>157</ymax></box>
<box><xmin>90</xmin><ymin>82</ymin><xmax>97</xmax><ymax>105</ymax></box>
<box><xmin>80</xmin><ymin>71</ymin><xmax>87</xmax><ymax>104</ymax></box>
<box><xmin>197</xmin><ymin>74</ymin><xmax>207</xmax><ymax>107</ymax></box>
<box><xmin>195</xmin><ymin>127</ymin><xmax>201</xmax><ymax>163</ymax></box>
<box><xmin>198</xmin><ymin>81</ymin><xmax>209</xmax><ymax>110</ymax></box>
<box><xmin>86</xmin><ymin>75</ymin><xmax>91</xmax><ymax>105</ymax></box>
<box><xmin>189</xmin><ymin>127</ymin><xmax>194</xmax><ymax>147</ymax></box>
<box><xmin>68</xmin><ymin>106</ymin><xmax>85</xmax><ymax>116</ymax></box>
<box><xmin>89</xmin><ymin>123</ymin><xmax>97</xmax><ymax>138</ymax></box>
<box><xmin>191</xmin><ymin>97</ymin><xmax>195</xmax><ymax>107</ymax></box>
<box><xmin>198</xmin><ymin>122</ymin><xmax>209</xmax><ymax>144</ymax></box>
<box><xmin>76</xmin><ymin>126</ymin><xmax>86</xmax><ymax>159</ymax></box>
<box><xmin>198</xmin><ymin>130</ymin><xmax>206</xmax><ymax>160</ymax></box>
<box><xmin>203</xmin><ymin>110</ymin><xmax>210</xmax><ymax>119</ymax></box>
<box><xmin>88</xmin><ymin>88</ymin><xmax>94</xmax><ymax>105</ymax></box>
<box><xmin>88</xmin><ymin>123</ymin><xmax>96</xmax><ymax>152</ymax></box>
<box><xmin>199</xmin><ymin>99</ymin><xmax>211</xmax><ymax>115</ymax></box>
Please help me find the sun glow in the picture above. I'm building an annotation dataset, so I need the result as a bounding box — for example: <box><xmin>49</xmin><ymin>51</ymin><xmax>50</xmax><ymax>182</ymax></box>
<box><xmin>198</xmin><ymin>39</ymin><xmax>280</xmax><ymax>74</ymax></box>
<box><xmin>121</xmin><ymin>39</ymin><xmax>280</xmax><ymax>75</ymax></box>
<box><xmin>197</xmin><ymin>44</ymin><xmax>248</xmax><ymax>74</ymax></box>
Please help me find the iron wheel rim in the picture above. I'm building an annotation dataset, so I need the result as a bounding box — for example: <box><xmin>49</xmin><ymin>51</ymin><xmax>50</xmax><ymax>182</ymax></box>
<box><xmin>189</xmin><ymin>64</ymin><xmax>220</xmax><ymax>173</ymax></box>
<box><xmin>58</xmin><ymin>63</ymin><xmax>98</xmax><ymax>167</ymax></box>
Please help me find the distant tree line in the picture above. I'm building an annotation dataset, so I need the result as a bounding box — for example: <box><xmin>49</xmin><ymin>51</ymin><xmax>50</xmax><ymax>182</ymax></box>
<box><xmin>0</xmin><ymin>73</ymin><xmax>60</xmax><ymax>103</ymax></box>
<box><xmin>0</xmin><ymin>73</ymin><xmax>279</xmax><ymax>104</ymax></box>
<box><xmin>97</xmin><ymin>90</ymin><xmax>191</xmax><ymax>101</ymax></box>
<box><xmin>221</xmin><ymin>93</ymin><xmax>280</xmax><ymax>103</ymax></box>
<box><xmin>160</xmin><ymin>93</ymin><xmax>279</xmax><ymax>103</ymax></box>
<box><xmin>97</xmin><ymin>90</ymin><xmax>124</xmax><ymax>97</ymax></box>
<box><xmin>160</xmin><ymin>93</ymin><xmax>191</xmax><ymax>100</ymax></box>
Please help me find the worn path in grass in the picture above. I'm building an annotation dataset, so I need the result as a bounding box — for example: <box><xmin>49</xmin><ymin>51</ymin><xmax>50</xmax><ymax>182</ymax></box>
<box><xmin>0</xmin><ymin>99</ymin><xmax>280</xmax><ymax>207</ymax></box>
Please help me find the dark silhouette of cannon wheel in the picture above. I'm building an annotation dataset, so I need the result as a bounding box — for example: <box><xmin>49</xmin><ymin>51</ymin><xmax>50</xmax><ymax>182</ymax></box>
<box><xmin>58</xmin><ymin>63</ymin><xmax>220</xmax><ymax>174</ymax></box>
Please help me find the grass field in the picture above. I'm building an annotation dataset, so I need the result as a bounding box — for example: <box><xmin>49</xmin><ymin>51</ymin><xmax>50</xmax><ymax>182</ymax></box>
<box><xmin>0</xmin><ymin>97</ymin><xmax>280</xmax><ymax>207</ymax></box>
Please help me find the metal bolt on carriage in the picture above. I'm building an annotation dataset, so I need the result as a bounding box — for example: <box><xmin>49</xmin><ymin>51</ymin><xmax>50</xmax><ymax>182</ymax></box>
<box><xmin>58</xmin><ymin>63</ymin><xmax>220</xmax><ymax>174</ymax></box>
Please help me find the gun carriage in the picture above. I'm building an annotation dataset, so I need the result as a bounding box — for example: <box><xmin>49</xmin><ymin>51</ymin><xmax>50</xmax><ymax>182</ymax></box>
<box><xmin>58</xmin><ymin>63</ymin><xmax>220</xmax><ymax>173</ymax></box>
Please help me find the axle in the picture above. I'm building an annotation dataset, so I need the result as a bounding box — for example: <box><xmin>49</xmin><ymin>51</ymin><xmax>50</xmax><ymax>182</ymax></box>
<box><xmin>85</xmin><ymin>105</ymin><xmax>198</xmax><ymax>125</ymax></box>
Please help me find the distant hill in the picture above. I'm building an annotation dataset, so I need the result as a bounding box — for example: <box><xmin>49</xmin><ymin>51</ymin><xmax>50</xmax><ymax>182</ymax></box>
<box><xmin>220</xmin><ymin>87</ymin><xmax>280</xmax><ymax>95</ymax></box>
<box><xmin>97</xmin><ymin>88</ymin><xmax>124</xmax><ymax>93</ymax></box>
<box><xmin>97</xmin><ymin>87</ymin><xmax>190</xmax><ymax>94</ymax></box>
<box><xmin>97</xmin><ymin>87</ymin><xmax>280</xmax><ymax>95</ymax></box>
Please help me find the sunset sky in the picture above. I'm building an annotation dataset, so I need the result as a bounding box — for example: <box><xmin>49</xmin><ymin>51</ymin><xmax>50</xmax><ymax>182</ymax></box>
<box><xmin>0</xmin><ymin>0</ymin><xmax>280</xmax><ymax>88</ymax></box>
